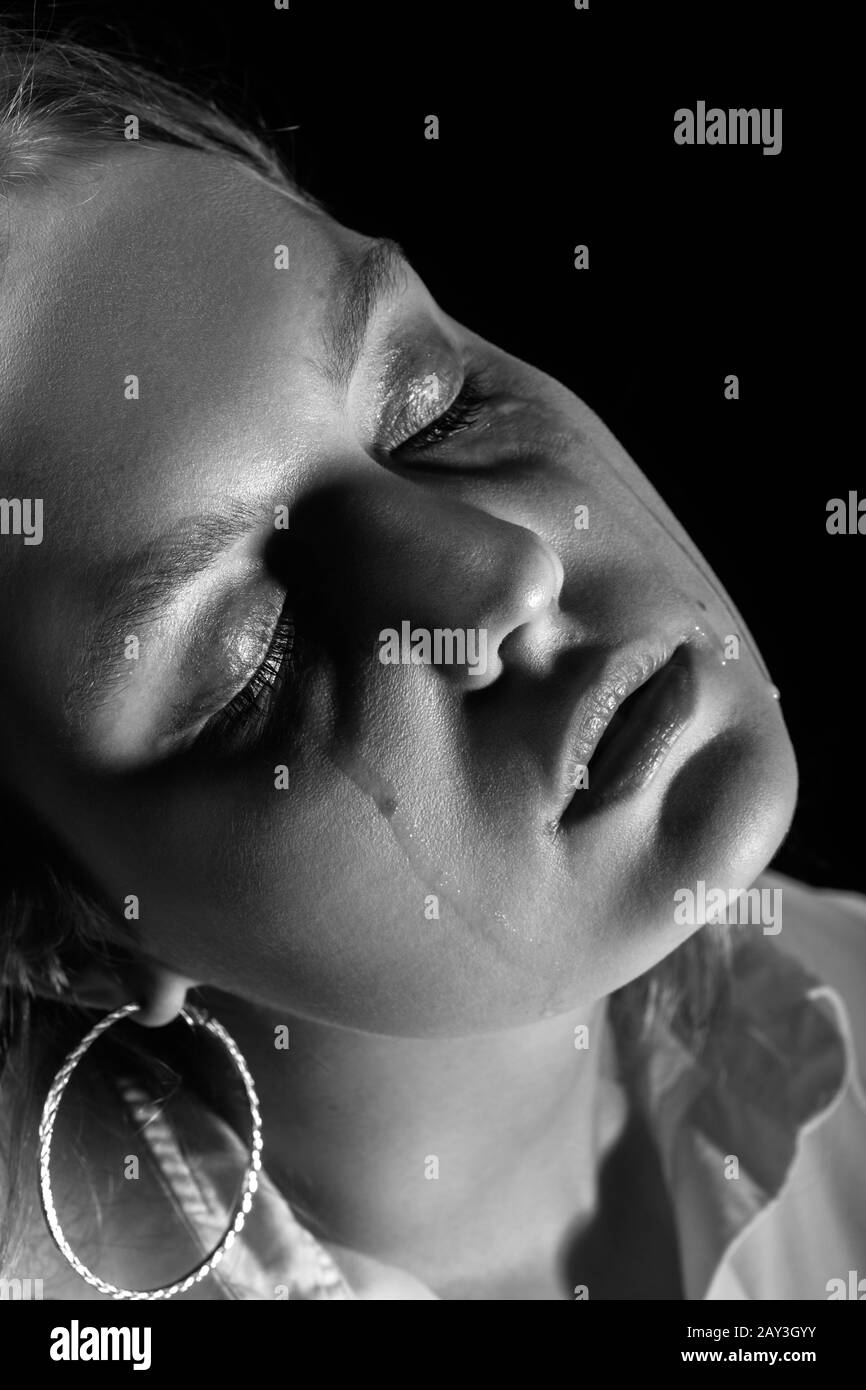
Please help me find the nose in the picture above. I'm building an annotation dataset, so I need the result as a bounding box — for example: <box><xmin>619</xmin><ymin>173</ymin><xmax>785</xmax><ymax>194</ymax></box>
<box><xmin>275</xmin><ymin>472</ymin><xmax>564</xmax><ymax>691</ymax></box>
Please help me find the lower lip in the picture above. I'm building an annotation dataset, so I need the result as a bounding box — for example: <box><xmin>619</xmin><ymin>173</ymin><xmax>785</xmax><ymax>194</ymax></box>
<box><xmin>563</xmin><ymin>650</ymin><xmax>698</xmax><ymax>819</ymax></box>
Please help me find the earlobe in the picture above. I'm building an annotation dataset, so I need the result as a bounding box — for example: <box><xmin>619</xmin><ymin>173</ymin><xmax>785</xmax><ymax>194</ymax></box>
<box><xmin>58</xmin><ymin>958</ymin><xmax>199</xmax><ymax>1026</ymax></box>
<box><xmin>130</xmin><ymin>961</ymin><xmax>199</xmax><ymax>1027</ymax></box>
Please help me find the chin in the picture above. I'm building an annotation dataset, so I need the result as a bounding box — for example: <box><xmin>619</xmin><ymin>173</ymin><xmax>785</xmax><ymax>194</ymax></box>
<box><xmin>658</xmin><ymin>715</ymin><xmax>798</xmax><ymax>889</ymax></box>
<box><xmin>616</xmin><ymin>716</ymin><xmax>798</xmax><ymax>974</ymax></box>
<box><xmin>528</xmin><ymin>716</ymin><xmax>799</xmax><ymax>1019</ymax></box>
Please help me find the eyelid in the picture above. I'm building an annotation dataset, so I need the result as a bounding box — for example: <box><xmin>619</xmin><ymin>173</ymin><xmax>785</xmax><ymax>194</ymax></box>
<box><xmin>197</xmin><ymin>607</ymin><xmax>296</xmax><ymax>748</ymax></box>
<box><xmin>368</xmin><ymin>326</ymin><xmax>464</xmax><ymax>440</ymax></box>
<box><xmin>396</xmin><ymin>370</ymin><xmax>490</xmax><ymax>452</ymax></box>
<box><xmin>390</xmin><ymin>361</ymin><xmax>498</xmax><ymax>456</ymax></box>
<box><xmin>377</xmin><ymin>366</ymin><xmax>463</xmax><ymax>450</ymax></box>
<box><xmin>156</xmin><ymin>583</ymin><xmax>288</xmax><ymax>748</ymax></box>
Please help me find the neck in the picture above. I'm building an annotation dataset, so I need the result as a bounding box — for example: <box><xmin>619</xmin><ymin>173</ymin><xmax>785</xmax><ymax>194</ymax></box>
<box><xmin>201</xmin><ymin>990</ymin><xmax>627</xmax><ymax>1297</ymax></box>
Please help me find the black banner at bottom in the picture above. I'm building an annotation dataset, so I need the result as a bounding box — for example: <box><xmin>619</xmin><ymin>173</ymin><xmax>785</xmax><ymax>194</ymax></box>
<box><xmin>1</xmin><ymin>1297</ymin><xmax>862</xmax><ymax>1377</ymax></box>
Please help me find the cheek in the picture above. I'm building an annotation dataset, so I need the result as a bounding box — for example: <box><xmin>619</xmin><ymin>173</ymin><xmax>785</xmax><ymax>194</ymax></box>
<box><xmin>77</xmin><ymin>756</ymin><xmax>596</xmax><ymax>1034</ymax></box>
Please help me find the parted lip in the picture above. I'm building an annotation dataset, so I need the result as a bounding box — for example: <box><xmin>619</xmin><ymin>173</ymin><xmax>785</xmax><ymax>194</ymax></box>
<box><xmin>553</xmin><ymin>638</ymin><xmax>696</xmax><ymax>818</ymax></box>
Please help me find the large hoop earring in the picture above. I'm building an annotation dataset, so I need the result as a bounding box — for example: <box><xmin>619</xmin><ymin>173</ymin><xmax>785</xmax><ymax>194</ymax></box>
<box><xmin>38</xmin><ymin>1001</ymin><xmax>263</xmax><ymax>1300</ymax></box>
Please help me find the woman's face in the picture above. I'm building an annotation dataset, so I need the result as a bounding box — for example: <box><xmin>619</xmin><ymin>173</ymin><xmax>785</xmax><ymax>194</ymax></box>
<box><xmin>0</xmin><ymin>145</ymin><xmax>796</xmax><ymax>1036</ymax></box>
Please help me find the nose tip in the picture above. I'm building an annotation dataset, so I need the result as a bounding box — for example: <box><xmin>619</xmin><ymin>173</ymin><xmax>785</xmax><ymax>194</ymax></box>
<box><xmin>452</xmin><ymin>528</ymin><xmax>564</xmax><ymax>691</ymax></box>
<box><xmin>503</xmin><ymin>526</ymin><xmax>564</xmax><ymax>635</ymax></box>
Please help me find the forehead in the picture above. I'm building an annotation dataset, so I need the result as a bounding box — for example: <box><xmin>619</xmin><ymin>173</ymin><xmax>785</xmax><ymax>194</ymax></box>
<box><xmin>3</xmin><ymin>140</ymin><xmax>346</xmax><ymax>337</ymax></box>
<box><xmin>0</xmin><ymin>144</ymin><xmax>366</xmax><ymax>549</ymax></box>
<box><xmin>4</xmin><ymin>139</ymin><xmax>339</xmax><ymax>317</ymax></box>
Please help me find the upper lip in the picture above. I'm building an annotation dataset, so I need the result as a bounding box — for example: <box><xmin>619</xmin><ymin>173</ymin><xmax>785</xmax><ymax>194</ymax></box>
<box><xmin>553</xmin><ymin>639</ymin><xmax>678</xmax><ymax>804</ymax></box>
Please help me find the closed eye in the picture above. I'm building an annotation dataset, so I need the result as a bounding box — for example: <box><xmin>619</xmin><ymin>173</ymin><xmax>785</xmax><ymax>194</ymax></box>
<box><xmin>190</xmin><ymin>367</ymin><xmax>493</xmax><ymax>750</ymax></box>
<box><xmin>196</xmin><ymin>608</ymin><xmax>296</xmax><ymax>749</ymax></box>
<box><xmin>395</xmin><ymin>367</ymin><xmax>492</xmax><ymax>453</ymax></box>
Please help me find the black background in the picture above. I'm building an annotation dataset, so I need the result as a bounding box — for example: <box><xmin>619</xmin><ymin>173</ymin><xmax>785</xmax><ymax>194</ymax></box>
<box><xmin>6</xmin><ymin>2</ymin><xmax>856</xmax><ymax>887</ymax></box>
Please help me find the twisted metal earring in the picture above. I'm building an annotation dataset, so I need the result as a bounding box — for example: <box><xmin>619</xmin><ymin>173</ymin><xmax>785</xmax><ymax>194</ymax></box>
<box><xmin>38</xmin><ymin>1001</ymin><xmax>264</xmax><ymax>1300</ymax></box>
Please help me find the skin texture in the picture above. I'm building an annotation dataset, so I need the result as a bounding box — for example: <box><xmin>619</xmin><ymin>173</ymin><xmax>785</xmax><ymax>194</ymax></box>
<box><xmin>0</xmin><ymin>143</ymin><xmax>798</xmax><ymax>1296</ymax></box>
<box><xmin>0</xmin><ymin>143</ymin><xmax>796</xmax><ymax>1032</ymax></box>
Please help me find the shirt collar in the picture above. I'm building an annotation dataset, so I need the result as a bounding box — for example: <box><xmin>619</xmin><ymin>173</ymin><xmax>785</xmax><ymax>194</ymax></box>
<box><xmin>638</xmin><ymin>931</ymin><xmax>850</xmax><ymax>1298</ymax></box>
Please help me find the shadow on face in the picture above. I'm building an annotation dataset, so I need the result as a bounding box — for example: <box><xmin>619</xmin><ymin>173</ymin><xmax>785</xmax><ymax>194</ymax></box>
<box><xmin>0</xmin><ymin>144</ymin><xmax>797</xmax><ymax>1036</ymax></box>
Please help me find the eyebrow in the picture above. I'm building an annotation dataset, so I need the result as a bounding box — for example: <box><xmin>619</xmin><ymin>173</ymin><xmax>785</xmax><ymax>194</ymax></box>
<box><xmin>63</xmin><ymin>500</ymin><xmax>266</xmax><ymax>722</ymax></box>
<box><xmin>321</xmin><ymin>237</ymin><xmax>412</xmax><ymax>391</ymax></box>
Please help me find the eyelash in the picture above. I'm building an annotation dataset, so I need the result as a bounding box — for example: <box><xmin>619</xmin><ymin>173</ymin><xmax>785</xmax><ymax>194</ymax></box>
<box><xmin>205</xmin><ymin>371</ymin><xmax>491</xmax><ymax>740</ymax></box>
<box><xmin>397</xmin><ymin>369</ymin><xmax>490</xmax><ymax>451</ymax></box>
<box><xmin>201</xmin><ymin>612</ymin><xmax>296</xmax><ymax>741</ymax></box>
